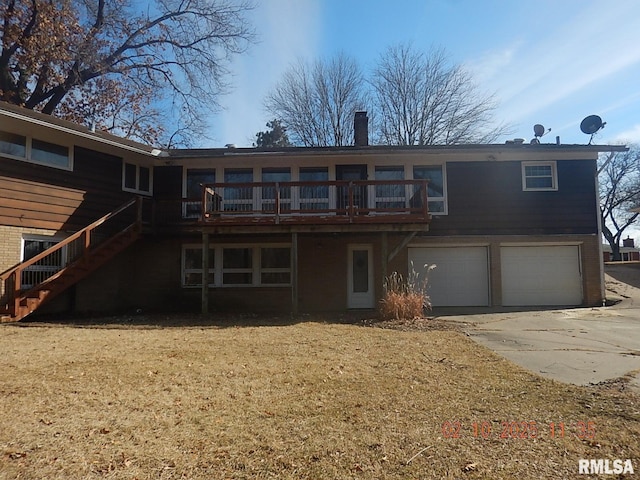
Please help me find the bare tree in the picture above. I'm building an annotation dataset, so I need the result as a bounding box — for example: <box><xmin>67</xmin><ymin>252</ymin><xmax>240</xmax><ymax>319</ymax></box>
<box><xmin>264</xmin><ymin>53</ymin><xmax>368</xmax><ymax>147</ymax></box>
<box><xmin>599</xmin><ymin>147</ymin><xmax>640</xmax><ymax>261</ymax></box>
<box><xmin>370</xmin><ymin>44</ymin><xmax>508</xmax><ymax>145</ymax></box>
<box><xmin>0</xmin><ymin>0</ymin><xmax>255</xmax><ymax>145</ymax></box>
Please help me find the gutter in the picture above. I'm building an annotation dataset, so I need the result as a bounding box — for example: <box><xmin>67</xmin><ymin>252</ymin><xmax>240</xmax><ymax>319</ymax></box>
<box><xmin>0</xmin><ymin>109</ymin><xmax>163</xmax><ymax>157</ymax></box>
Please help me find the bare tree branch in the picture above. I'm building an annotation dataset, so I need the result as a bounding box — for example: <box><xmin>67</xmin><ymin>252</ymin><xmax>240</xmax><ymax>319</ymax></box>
<box><xmin>264</xmin><ymin>53</ymin><xmax>368</xmax><ymax>147</ymax></box>
<box><xmin>599</xmin><ymin>146</ymin><xmax>640</xmax><ymax>260</ymax></box>
<box><xmin>0</xmin><ymin>0</ymin><xmax>255</xmax><ymax>145</ymax></box>
<box><xmin>370</xmin><ymin>44</ymin><xmax>511</xmax><ymax>145</ymax></box>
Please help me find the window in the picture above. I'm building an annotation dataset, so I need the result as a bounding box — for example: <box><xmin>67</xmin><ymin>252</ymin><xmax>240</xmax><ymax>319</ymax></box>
<box><xmin>123</xmin><ymin>162</ymin><xmax>152</xmax><ymax>194</ymax></box>
<box><xmin>223</xmin><ymin>247</ymin><xmax>253</xmax><ymax>285</ymax></box>
<box><xmin>0</xmin><ymin>130</ymin><xmax>71</xmax><ymax>170</ymax></box>
<box><xmin>224</xmin><ymin>169</ymin><xmax>253</xmax><ymax>212</ymax></box>
<box><xmin>0</xmin><ymin>131</ymin><xmax>26</xmax><ymax>158</ymax></box>
<box><xmin>21</xmin><ymin>235</ymin><xmax>66</xmax><ymax>288</ymax></box>
<box><xmin>413</xmin><ymin>165</ymin><xmax>446</xmax><ymax>214</ymax></box>
<box><xmin>522</xmin><ymin>162</ymin><xmax>557</xmax><ymax>191</ymax></box>
<box><xmin>31</xmin><ymin>140</ymin><xmax>70</xmax><ymax>169</ymax></box>
<box><xmin>185</xmin><ymin>169</ymin><xmax>215</xmax><ymax>218</ymax></box>
<box><xmin>299</xmin><ymin>167</ymin><xmax>329</xmax><ymax>210</ymax></box>
<box><xmin>181</xmin><ymin>244</ymin><xmax>291</xmax><ymax>287</ymax></box>
<box><xmin>375</xmin><ymin>166</ymin><xmax>405</xmax><ymax>209</ymax></box>
<box><xmin>181</xmin><ymin>246</ymin><xmax>215</xmax><ymax>287</ymax></box>
<box><xmin>261</xmin><ymin>247</ymin><xmax>291</xmax><ymax>285</ymax></box>
<box><xmin>261</xmin><ymin>168</ymin><xmax>291</xmax><ymax>212</ymax></box>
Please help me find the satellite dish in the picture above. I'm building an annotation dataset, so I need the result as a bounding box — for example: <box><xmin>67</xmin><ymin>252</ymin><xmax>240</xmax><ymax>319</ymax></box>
<box><xmin>580</xmin><ymin>115</ymin><xmax>606</xmax><ymax>144</ymax></box>
<box><xmin>580</xmin><ymin>115</ymin><xmax>605</xmax><ymax>134</ymax></box>
<box><xmin>533</xmin><ymin>124</ymin><xmax>545</xmax><ymax>137</ymax></box>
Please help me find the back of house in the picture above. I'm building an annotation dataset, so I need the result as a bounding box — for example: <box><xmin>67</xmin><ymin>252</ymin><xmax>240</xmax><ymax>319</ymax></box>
<box><xmin>0</xmin><ymin>103</ymin><xmax>626</xmax><ymax>320</ymax></box>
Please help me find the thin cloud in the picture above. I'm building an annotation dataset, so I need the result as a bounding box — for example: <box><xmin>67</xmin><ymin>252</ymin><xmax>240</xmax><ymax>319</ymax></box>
<box><xmin>473</xmin><ymin>1</ymin><xmax>640</xmax><ymax>126</ymax></box>
<box><xmin>613</xmin><ymin>125</ymin><xmax>640</xmax><ymax>145</ymax></box>
<box><xmin>210</xmin><ymin>0</ymin><xmax>322</xmax><ymax>147</ymax></box>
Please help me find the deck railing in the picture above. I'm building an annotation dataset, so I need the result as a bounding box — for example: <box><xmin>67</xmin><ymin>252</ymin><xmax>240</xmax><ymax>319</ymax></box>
<box><xmin>198</xmin><ymin>179</ymin><xmax>430</xmax><ymax>225</ymax></box>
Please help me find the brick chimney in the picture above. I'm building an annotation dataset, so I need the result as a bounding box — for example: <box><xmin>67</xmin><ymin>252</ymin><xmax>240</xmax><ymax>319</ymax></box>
<box><xmin>623</xmin><ymin>237</ymin><xmax>635</xmax><ymax>248</ymax></box>
<box><xmin>354</xmin><ymin>111</ymin><xmax>368</xmax><ymax>146</ymax></box>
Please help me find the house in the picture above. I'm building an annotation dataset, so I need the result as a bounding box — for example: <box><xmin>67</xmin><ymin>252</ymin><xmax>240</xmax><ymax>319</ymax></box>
<box><xmin>0</xmin><ymin>103</ymin><xmax>628</xmax><ymax>321</ymax></box>
<box><xmin>603</xmin><ymin>237</ymin><xmax>640</xmax><ymax>262</ymax></box>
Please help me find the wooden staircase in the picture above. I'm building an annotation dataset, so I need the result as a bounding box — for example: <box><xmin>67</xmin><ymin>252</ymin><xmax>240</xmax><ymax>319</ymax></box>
<box><xmin>0</xmin><ymin>198</ymin><xmax>143</xmax><ymax>322</ymax></box>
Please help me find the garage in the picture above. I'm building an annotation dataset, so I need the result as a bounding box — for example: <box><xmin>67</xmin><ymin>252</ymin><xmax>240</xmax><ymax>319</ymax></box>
<box><xmin>501</xmin><ymin>245</ymin><xmax>582</xmax><ymax>306</ymax></box>
<box><xmin>408</xmin><ymin>246</ymin><xmax>489</xmax><ymax>307</ymax></box>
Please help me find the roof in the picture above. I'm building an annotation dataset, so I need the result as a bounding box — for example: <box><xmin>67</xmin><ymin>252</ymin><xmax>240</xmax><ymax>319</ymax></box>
<box><xmin>167</xmin><ymin>143</ymin><xmax>629</xmax><ymax>163</ymax></box>
<box><xmin>0</xmin><ymin>102</ymin><xmax>629</xmax><ymax>160</ymax></box>
<box><xmin>0</xmin><ymin>101</ymin><xmax>162</xmax><ymax>157</ymax></box>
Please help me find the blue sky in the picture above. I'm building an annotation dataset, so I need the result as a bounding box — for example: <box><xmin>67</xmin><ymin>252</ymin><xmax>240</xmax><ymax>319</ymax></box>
<box><xmin>209</xmin><ymin>0</ymin><xmax>640</xmax><ymax>148</ymax></box>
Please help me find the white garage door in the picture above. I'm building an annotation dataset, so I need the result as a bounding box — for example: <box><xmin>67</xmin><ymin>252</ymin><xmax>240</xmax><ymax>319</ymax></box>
<box><xmin>408</xmin><ymin>247</ymin><xmax>489</xmax><ymax>307</ymax></box>
<box><xmin>501</xmin><ymin>246</ymin><xmax>582</xmax><ymax>306</ymax></box>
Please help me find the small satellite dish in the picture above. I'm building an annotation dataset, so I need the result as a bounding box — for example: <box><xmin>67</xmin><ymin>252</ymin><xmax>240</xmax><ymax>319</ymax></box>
<box><xmin>530</xmin><ymin>123</ymin><xmax>550</xmax><ymax>144</ymax></box>
<box><xmin>580</xmin><ymin>115</ymin><xmax>606</xmax><ymax>144</ymax></box>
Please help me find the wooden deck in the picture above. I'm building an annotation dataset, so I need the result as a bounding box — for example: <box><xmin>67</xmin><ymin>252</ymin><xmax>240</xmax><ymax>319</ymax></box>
<box><xmin>151</xmin><ymin>179</ymin><xmax>431</xmax><ymax>232</ymax></box>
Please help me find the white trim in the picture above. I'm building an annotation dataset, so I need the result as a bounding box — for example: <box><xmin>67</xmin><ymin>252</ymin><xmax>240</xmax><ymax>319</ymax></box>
<box><xmin>122</xmin><ymin>161</ymin><xmax>153</xmax><ymax>195</ymax></box>
<box><xmin>0</xmin><ymin>131</ymin><xmax>73</xmax><ymax>171</ymax></box>
<box><xmin>0</xmin><ymin>108</ymin><xmax>161</xmax><ymax>157</ymax></box>
<box><xmin>347</xmin><ymin>244</ymin><xmax>375</xmax><ymax>309</ymax></box>
<box><xmin>522</xmin><ymin>161</ymin><xmax>558</xmax><ymax>191</ymax></box>
<box><xmin>499</xmin><ymin>241</ymin><xmax>583</xmax><ymax>247</ymax></box>
<box><xmin>181</xmin><ymin>243</ymin><xmax>292</xmax><ymax>288</ymax></box>
<box><xmin>410</xmin><ymin>163</ymin><xmax>448</xmax><ymax>215</ymax></box>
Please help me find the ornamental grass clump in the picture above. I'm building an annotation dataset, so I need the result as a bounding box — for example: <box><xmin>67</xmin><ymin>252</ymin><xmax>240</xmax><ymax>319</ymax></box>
<box><xmin>379</xmin><ymin>263</ymin><xmax>434</xmax><ymax>320</ymax></box>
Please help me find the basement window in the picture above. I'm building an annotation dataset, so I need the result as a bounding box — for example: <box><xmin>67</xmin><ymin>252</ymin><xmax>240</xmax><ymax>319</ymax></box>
<box><xmin>21</xmin><ymin>234</ymin><xmax>66</xmax><ymax>288</ymax></box>
<box><xmin>181</xmin><ymin>244</ymin><xmax>291</xmax><ymax>288</ymax></box>
<box><xmin>522</xmin><ymin>161</ymin><xmax>557</xmax><ymax>191</ymax></box>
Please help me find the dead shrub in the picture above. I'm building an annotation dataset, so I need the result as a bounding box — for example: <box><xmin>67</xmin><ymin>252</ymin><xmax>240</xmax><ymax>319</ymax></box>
<box><xmin>379</xmin><ymin>264</ymin><xmax>434</xmax><ymax>320</ymax></box>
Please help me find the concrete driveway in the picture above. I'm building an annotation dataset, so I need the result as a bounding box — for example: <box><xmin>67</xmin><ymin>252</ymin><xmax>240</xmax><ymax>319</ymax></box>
<box><xmin>440</xmin><ymin>265</ymin><xmax>640</xmax><ymax>387</ymax></box>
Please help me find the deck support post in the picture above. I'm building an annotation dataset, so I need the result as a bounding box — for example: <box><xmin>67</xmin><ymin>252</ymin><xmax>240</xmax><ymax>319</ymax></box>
<box><xmin>381</xmin><ymin>232</ymin><xmax>388</xmax><ymax>282</ymax></box>
<box><xmin>201</xmin><ymin>232</ymin><xmax>209</xmax><ymax>314</ymax></box>
<box><xmin>291</xmin><ymin>232</ymin><xmax>299</xmax><ymax>314</ymax></box>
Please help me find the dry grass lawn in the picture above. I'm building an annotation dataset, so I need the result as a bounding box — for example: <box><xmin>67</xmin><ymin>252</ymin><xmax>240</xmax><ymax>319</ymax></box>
<box><xmin>0</xmin><ymin>316</ymin><xmax>638</xmax><ymax>479</ymax></box>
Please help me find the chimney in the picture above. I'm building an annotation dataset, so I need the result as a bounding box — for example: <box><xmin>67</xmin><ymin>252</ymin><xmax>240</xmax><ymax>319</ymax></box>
<box><xmin>354</xmin><ymin>111</ymin><xmax>368</xmax><ymax>146</ymax></box>
<box><xmin>623</xmin><ymin>237</ymin><xmax>635</xmax><ymax>248</ymax></box>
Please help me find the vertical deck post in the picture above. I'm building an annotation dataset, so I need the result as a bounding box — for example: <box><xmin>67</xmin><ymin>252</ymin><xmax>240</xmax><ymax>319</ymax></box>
<box><xmin>291</xmin><ymin>232</ymin><xmax>298</xmax><ymax>314</ymax></box>
<box><xmin>201</xmin><ymin>232</ymin><xmax>209</xmax><ymax>314</ymax></box>
<box><xmin>381</xmin><ymin>232</ymin><xmax>388</xmax><ymax>282</ymax></box>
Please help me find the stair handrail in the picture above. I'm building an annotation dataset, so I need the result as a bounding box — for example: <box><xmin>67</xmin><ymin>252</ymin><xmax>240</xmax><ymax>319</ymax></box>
<box><xmin>0</xmin><ymin>197</ymin><xmax>141</xmax><ymax>283</ymax></box>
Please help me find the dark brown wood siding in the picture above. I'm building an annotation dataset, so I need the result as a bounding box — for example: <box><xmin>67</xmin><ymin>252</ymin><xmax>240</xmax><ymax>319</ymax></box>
<box><xmin>429</xmin><ymin>160</ymin><xmax>598</xmax><ymax>236</ymax></box>
<box><xmin>0</xmin><ymin>147</ymin><xmax>133</xmax><ymax>231</ymax></box>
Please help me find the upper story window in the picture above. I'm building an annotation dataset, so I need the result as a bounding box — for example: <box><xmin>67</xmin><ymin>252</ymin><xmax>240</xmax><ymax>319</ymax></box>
<box><xmin>522</xmin><ymin>161</ymin><xmax>557</xmax><ymax>191</ymax></box>
<box><xmin>299</xmin><ymin>167</ymin><xmax>329</xmax><ymax>210</ymax></box>
<box><xmin>123</xmin><ymin>161</ymin><xmax>152</xmax><ymax>195</ymax></box>
<box><xmin>413</xmin><ymin>165</ymin><xmax>446</xmax><ymax>214</ymax></box>
<box><xmin>375</xmin><ymin>166</ymin><xmax>405</xmax><ymax>209</ymax></box>
<box><xmin>184</xmin><ymin>168</ymin><xmax>215</xmax><ymax>218</ymax></box>
<box><xmin>0</xmin><ymin>130</ymin><xmax>71</xmax><ymax>170</ymax></box>
<box><xmin>262</xmin><ymin>167</ymin><xmax>291</xmax><ymax>212</ymax></box>
<box><xmin>224</xmin><ymin>168</ymin><xmax>253</xmax><ymax>212</ymax></box>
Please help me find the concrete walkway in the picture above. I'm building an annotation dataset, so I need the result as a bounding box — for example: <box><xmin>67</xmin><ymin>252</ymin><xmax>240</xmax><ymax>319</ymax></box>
<box><xmin>441</xmin><ymin>266</ymin><xmax>640</xmax><ymax>387</ymax></box>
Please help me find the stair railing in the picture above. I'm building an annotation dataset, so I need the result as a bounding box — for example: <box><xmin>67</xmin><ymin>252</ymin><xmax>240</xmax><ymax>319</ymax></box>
<box><xmin>0</xmin><ymin>197</ymin><xmax>142</xmax><ymax>317</ymax></box>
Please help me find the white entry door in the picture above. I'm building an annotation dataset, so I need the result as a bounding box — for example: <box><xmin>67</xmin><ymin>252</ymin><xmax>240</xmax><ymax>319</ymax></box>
<box><xmin>348</xmin><ymin>245</ymin><xmax>374</xmax><ymax>309</ymax></box>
